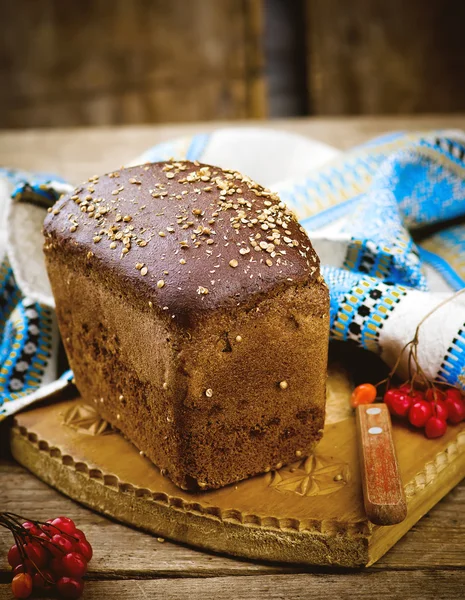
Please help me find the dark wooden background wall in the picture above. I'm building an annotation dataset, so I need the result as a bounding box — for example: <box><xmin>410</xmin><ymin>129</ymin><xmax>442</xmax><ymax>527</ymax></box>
<box><xmin>1</xmin><ymin>0</ymin><xmax>465</xmax><ymax>128</ymax></box>
<box><xmin>305</xmin><ymin>0</ymin><xmax>465</xmax><ymax>115</ymax></box>
<box><xmin>0</xmin><ymin>0</ymin><xmax>265</xmax><ymax>128</ymax></box>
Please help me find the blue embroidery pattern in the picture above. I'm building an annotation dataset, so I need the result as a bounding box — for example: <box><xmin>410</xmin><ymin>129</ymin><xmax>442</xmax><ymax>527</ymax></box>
<box><xmin>0</xmin><ymin>271</ymin><xmax>54</xmax><ymax>415</ymax></box>
<box><xmin>277</xmin><ymin>130</ymin><xmax>465</xmax><ymax>388</ymax></box>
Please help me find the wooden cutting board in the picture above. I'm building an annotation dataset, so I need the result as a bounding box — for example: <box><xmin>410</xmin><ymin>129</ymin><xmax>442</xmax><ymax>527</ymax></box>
<box><xmin>10</xmin><ymin>368</ymin><xmax>465</xmax><ymax>568</ymax></box>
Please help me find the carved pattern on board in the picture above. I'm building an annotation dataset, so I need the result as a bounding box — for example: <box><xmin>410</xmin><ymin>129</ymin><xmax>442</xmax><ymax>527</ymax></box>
<box><xmin>12</xmin><ymin>417</ymin><xmax>465</xmax><ymax>538</ymax></box>
<box><xmin>12</xmin><ymin>423</ymin><xmax>370</xmax><ymax>537</ymax></box>
<box><xmin>62</xmin><ymin>403</ymin><xmax>113</xmax><ymax>436</ymax></box>
<box><xmin>404</xmin><ymin>430</ymin><xmax>465</xmax><ymax>497</ymax></box>
<box><xmin>268</xmin><ymin>454</ymin><xmax>350</xmax><ymax>497</ymax></box>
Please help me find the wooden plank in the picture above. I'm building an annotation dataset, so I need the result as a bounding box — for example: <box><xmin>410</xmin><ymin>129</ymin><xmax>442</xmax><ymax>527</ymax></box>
<box><xmin>305</xmin><ymin>0</ymin><xmax>465</xmax><ymax>115</ymax></box>
<box><xmin>375</xmin><ymin>483</ymin><xmax>465</xmax><ymax>569</ymax></box>
<box><xmin>0</xmin><ymin>0</ymin><xmax>266</xmax><ymax>128</ymax></box>
<box><xmin>0</xmin><ymin>459</ymin><xmax>290</xmax><ymax>578</ymax></box>
<box><xmin>264</xmin><ymin>0</ymin><xmax>308</xmax><ymax>117</ymax></box>
<box><xmin>243</xmin><ymin>0</ymin><xmax>267</xmax><ymax>119</ymax></box>
<box><xmin>1</xmin><ymin>115</ymin><xmax>465</xmax><ymax>184</ymax></box>
<box><xmin>1</xmin><ymin>459</ymin><xmax>464</xmax><ymax>575</ymax></box>
<box><xmin>1</xmin><ymin>571</ymin><xmax>464</xmax><ymax>599</ymax></box>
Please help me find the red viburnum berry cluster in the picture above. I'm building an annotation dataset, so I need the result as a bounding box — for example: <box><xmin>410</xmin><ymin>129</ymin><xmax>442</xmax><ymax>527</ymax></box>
<box><xmin>384</xmin><ymin>384</ymin><xmax>465</xmax><ymax>438</ymax></box>
<box><xmin>1</xmin><ymin>513</ymin><xmax>92</xmax><ymax>599</ymax></box>
<box><xmin>350</xmin><ymin>382</ymin><xmax>465</xmax><ymax>439</ymax></box>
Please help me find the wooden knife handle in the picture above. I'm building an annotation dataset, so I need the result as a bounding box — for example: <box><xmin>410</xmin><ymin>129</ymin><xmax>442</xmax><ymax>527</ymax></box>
<box><xmin>356</xmin><ymin>403</ymin><xmax>407</xmax><ymax>526</ymax></box>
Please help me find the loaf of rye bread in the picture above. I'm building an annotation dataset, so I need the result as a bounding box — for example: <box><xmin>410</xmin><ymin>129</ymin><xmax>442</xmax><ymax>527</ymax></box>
<box><xmin>43</xmin><ymin>160</ymin><xmax>330</xmax><ymax>490</ymax></box>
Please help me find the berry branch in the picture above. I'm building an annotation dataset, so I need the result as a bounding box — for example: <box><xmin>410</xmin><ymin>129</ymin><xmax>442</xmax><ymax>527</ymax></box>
<box><xmin>1</xmin><ymin>512</ymin><xmax>92</xmax><ymax>599</ymax></box>
<box><xmin>350</xmin><ymin>288</ymin><xmax>465</xmax><ymax>438</ymax></box>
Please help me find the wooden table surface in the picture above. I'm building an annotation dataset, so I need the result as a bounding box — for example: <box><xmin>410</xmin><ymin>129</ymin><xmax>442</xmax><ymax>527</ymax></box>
<box><xmin>1</xmin><ymin>115</ymin><xmax>465</xmax><ymax>599</ymax></box>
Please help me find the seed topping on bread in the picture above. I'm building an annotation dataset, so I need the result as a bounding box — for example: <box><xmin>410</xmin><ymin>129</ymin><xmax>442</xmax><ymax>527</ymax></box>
<box><xmin>45</xmin><ymin>160</ymin><xmax>321</xmax><ymax>323</ymax></box>
<box><xmin>52</xmin><ymin>159</ymin><xmax>310</xmax><ymax>268</ymax></box>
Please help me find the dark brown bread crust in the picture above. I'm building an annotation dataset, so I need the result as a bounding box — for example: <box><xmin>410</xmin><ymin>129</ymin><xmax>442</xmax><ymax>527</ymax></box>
<box><xmin>43</xmin><ymin>161</ymin><xmax>321</xmax><ymax>328</ymax></box>
<box><xmin>44</xmin><ymin>161</ymin><xmax>329</xmax><ymax>490</ymax></box>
